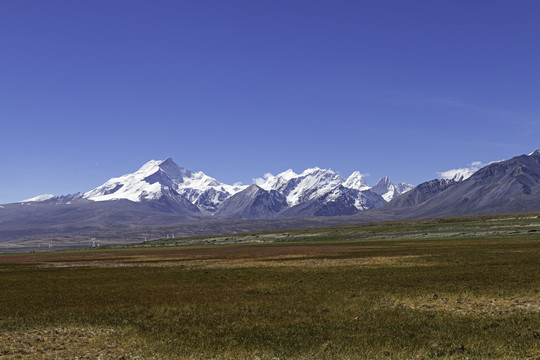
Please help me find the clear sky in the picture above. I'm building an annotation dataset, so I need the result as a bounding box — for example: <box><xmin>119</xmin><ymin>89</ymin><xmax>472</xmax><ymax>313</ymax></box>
<box><xmin>1</xmin><ymin>1</ymin><xmax>539</xmax><ymax>203</ymax></box>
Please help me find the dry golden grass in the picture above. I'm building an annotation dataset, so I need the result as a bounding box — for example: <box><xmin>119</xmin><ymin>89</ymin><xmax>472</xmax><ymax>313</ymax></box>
<box><xmin>0</xmin><ymin>327</ymin><xmax>143</xmax><ymax>359</ymax></box>
<box><xmin>384</xmin><ymin>294</ymin><xmax>540</xmax><ymax>316</ymax></box>
<box><xmin>36</xmin><ymin>254</ymin><xmax>424</xmax><ymax>270</ymax></box>
<box><xmin>1</xmin><ymin>219</ymin><xmax>539</xmax><ymax>359</ymax></box>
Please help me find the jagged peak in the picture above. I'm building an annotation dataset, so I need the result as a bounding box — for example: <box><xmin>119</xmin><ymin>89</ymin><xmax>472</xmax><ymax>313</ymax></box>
<box><xmin>157</xmin><ymin>157</ymin><xmax>192</xmax><ymax>179</ymax></box>
<box><xmin>277</xmin><ymin>169</ymin><xmax>298</xmax><ymax>178</ymax></box>
<box><xmin>372</xmin><ymin>177</ymin><xmax>393</xmax><ymax>192</ymax></box>
<box><xmin>134</xmin><ymin>158</ymin><xmax>188</xmax><ymax>177</ymax></box>
<box><xmin>299</xmin><ymin>167</ymin><xmax>340</xmax><ymax>178</ymax></box>
<box><xmin>82</xmin><ymin>157</ymin><xmax>238</xmax><ymax>206</ymax></box>
<box><xmin>245</xmin><ymin>184</ymin><xmax>264</xmax><ymax>193</ymax></box>
<box><xmin>256</xmin><ymin>167</ymin><xmax>340</xmax><ymax>187</ymax></box>
<box><xmin>135</xmin><ymin>159</ymin><xmax>163</xmax><ymax>176</ymax></box>
<box><xmin>343</xmin><ymin>171</ymin><xmax>370</xmax><ymax>190</ymax></box>
<box><xmin>348</xmin><ymin>170</ymin><xmax>365</xmax><ymax>177</ymax></box>
<box><xmin>376</xmin><ymin>176</ymin><xmax>391</xmax><ymax>184</ymax></box>
<box><xmin>160</xmin><ymin>157</ymin><xmax>175</xmax><ymax>164</ymax></box>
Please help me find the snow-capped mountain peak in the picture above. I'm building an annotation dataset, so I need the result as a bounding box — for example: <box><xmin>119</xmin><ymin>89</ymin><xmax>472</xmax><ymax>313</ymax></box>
<box><xmin>438</xmin><ymin>168</ymin><xmax>474</xmax><ymax>182</ymax></box>
<box><xmin>83</xmin><ymin>158</ymin><xmax>246</xmax><ymax>212</ymax></box>
<box><xmin>285</xmin><ymin>168</ymin><xmax>344</xmax><ymax>206</ymax></box>
<box><xmin>84</xmin><ymin>160</ymin><xmax>161</xmax><ymax>202</ymax></box>
<box><xmin>371</xmin><ymin>177</ymin><xmax>414</xmax><ymax>202</ymax></box>
<box><xmin>437</xmin><ymin>161</ymin><xmax>484</xmax><ymax>182</ymax></box>
<box><xmin>254</xmin><ymin>169</ymin><xmax>298</xmax><ymax>191</ymax></box>
<box><xmin>343</xmin><ymin>171</ymin><xmax>370</xmax><ymax>191</ymax></box>
<box><xmin>299</xmin><ymin>167</ymin><xmax>323</xmax><ymax>176</ymax></box>
<box><xmin>21</xmin><ymin>194</ymin><xmax>55</xmax><ymax>203</ymax></box>
<box><xmin>254</xmin><ymin>167</ymin><xmax>345</xmax><ymax>206</ymax></box>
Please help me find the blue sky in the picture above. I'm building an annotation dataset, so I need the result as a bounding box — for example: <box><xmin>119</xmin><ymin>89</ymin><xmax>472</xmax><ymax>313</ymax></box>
<box><xmin>1</xmin><ymin>1</ymin><xmax>539</xmax><ymax>203</ymax></box>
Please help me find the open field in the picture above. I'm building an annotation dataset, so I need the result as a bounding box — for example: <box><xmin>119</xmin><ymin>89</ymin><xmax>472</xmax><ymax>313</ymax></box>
<box><xmin>1</xmin><ymin>214</ymin><xmax>539</xmax><ymax>359</ymax></box>
<box><xmin>5</xmin><ymin>210</ymin><xmax>540</xmax><ymax>253</ymax></box>
<box><xmin>140</xmin><ymin>212</ymin><xmax>540</xmax><ymax>247</ymax></box>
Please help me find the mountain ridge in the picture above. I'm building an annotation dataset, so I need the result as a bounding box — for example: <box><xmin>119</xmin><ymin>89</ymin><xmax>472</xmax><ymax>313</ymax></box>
<box><xmin>363</xmin><ymin>149</ymin><xmax>540</xmax><ymax>219</ymax></box>
<box><xmin>21</xmin><ymin>158</ymin><xmax>412</xmax><ymax>219</ymax></box>
<box><xmin>4</xmin><ymin>148</ymin><xmax>540</xmax><ymax>246</ymax></box>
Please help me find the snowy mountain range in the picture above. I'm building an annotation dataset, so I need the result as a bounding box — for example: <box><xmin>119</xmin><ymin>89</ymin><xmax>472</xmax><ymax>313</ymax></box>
<box><xmin>83</xmin><ymin>158</ymin><xmax>244</xmax><ymax>214</ymax></box>
<box><xmin>6</xmin><ymin>149</ymin><xmax>540</xmax><ymax>245</ymax></box>
<box><xmin>23</xmin><ymin>158</ymin><xmax>414</xmax><ymax>219</ymax></box>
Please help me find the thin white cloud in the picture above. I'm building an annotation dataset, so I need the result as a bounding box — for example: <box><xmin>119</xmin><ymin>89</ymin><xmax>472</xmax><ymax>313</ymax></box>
<box><xmin>437</xmin><ymin>161</ymin><xmax>485</xmax><ymax>182</ymax></box>
<box><xmin>253</xmin><ymin>173</ymin><xmax>273</xmax><ymax>187</ymax></box>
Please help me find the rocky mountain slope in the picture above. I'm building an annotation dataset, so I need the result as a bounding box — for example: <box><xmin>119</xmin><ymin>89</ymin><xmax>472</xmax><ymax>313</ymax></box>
<box><xmin>370</xmin><ymin>150</ymin><xmax>540</xmax><ymax>219</ymax></box>
<box><xmin>215</xmin><ymin>185</ymin><xmax>288</xmax><ymax>219</ymax></box>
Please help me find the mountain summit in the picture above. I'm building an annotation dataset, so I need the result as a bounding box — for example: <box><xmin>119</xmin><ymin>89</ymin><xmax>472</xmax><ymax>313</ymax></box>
<box><xmin>84</xmin><ymin>158</ymin><xmax>245</xmax><ymax>213</ymax></box>
<box><xmin>371</xmin><ymin>177</ymin><xmax>415</xmax><ymax>202</ymax></box>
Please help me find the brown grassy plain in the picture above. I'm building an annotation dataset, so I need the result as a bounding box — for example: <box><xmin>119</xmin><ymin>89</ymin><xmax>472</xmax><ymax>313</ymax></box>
<box><xmin>1</xmin><ymin>215</ymin><xmax>539</xmax><ymax>359</ymax></box>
